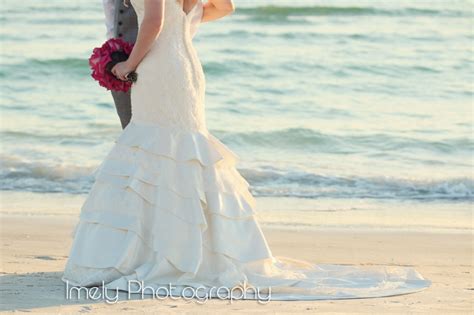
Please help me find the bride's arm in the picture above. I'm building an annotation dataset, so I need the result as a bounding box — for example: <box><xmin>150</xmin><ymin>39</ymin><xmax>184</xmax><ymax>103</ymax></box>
<box><xmin>201</xmin><ymin>0</ymin><xmax>235</xmax><ymax>22</ymax></box>
<box><xmin>112</xmin><ymin>0</ymin><xmax>165</xmax><ymax>81</ymax></box>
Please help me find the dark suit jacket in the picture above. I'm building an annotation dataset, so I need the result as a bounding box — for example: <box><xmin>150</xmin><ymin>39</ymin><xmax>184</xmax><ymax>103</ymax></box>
<box><xmin>113</xmin><ymin>0</ymin><xmax>138</xmax><ymax>43</ymax></box>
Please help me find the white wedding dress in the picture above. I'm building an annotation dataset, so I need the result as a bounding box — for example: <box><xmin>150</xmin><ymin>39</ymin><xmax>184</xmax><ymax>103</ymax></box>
<box><xmin>62</xmin><ymin>0</ymin><xmax>431</xmax><ymax>300</ymax></box>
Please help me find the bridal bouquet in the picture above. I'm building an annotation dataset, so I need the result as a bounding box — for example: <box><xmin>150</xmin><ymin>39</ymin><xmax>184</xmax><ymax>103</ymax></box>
<box><xmin>88</xmin><ymin>38</ymin><xmax>137</xmax><ymax>92</ymax></box>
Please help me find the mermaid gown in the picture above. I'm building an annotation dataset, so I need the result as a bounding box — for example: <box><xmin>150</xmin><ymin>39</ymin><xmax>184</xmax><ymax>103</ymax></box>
<box><xmin>62</xmin><ymin>0</ymin><xmax>431</xmax><ymax>300</ymax></box>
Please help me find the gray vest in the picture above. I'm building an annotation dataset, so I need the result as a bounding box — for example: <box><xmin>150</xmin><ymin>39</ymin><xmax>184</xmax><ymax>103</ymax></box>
<box><xmin>113</xmin><ymin>0</ymin><xmax>138</xmax><ymax>44</ymax></box>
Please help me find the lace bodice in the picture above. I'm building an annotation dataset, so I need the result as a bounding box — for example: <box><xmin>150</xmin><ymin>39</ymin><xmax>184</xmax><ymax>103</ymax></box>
<box><xmin>129</xmin><ymin>0</ymin><xmax>207</xmax><ymax>132</ymax></box>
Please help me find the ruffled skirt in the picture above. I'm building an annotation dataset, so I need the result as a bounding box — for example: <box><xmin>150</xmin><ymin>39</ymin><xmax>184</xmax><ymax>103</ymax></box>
<box><xmin>62</xmin><ymin>119</ymin><xmax>431</xmax><ymax>300</ymax></box>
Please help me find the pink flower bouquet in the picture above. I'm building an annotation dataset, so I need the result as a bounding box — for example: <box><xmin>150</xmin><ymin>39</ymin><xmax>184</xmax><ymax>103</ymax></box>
<box><xmin>88</xmin><ymin>38</ymin><xmax>137</xmax><ymax>92</ymax></box>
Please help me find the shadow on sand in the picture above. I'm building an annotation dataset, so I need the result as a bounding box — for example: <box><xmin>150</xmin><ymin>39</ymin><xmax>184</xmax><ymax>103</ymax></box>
<box><xmin>0</xmin><ymin>272</ymin><xmax>166</xmax><ymax>311</ymax></box>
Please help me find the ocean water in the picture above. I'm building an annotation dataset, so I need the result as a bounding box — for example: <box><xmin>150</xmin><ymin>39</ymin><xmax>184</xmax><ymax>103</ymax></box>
<box><xmin>1</xmin><ymin>1</ymin><xmax>473</xmax><ymax>231</ymax></box>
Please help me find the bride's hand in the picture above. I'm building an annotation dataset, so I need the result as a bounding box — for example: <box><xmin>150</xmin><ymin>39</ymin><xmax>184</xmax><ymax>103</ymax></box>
<box><xmin>111</xmin><ymin>61</ymin><xmax>135</xmax><ymax>81</ymax></box>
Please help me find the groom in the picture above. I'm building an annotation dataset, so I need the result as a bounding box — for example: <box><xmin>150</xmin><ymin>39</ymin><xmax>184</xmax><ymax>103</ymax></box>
<box><xmin>102</xmin><ymin>0</ymin><xmax>138</xmax><ymax>129</ymax></box>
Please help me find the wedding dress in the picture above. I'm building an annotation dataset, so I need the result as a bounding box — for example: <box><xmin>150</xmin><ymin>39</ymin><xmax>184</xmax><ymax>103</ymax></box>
<box><xmin>62</xmin><ymin>0</ymin><xmax>431</xmax><ymax>300</ymax></box>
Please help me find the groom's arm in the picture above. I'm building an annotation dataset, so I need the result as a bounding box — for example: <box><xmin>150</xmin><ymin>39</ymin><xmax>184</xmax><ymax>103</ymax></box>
<box><xmin>102</xmin><ymin>0</ymin><xmax>116</xmax><ymax>39</ymax></box>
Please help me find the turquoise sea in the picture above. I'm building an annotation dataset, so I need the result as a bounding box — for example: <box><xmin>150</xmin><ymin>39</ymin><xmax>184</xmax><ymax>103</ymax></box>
<box><xmin>1</xmin><ymin>0</ymin><xmax>472</xmax><ymax>232</ymax></box>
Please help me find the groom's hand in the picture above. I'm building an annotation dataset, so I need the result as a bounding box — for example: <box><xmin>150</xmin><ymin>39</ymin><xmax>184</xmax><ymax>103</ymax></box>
<box><xmin>111</xmin><ymin>61</ymin><xmax>134</xmax><ymax>81</ymax></box>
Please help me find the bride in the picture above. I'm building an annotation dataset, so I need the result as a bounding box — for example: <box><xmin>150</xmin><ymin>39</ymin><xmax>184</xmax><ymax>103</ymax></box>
<box><xmin>62</xmin><ymin>0</ymin><xmax>431</xmax><ymax>300</ymax></box>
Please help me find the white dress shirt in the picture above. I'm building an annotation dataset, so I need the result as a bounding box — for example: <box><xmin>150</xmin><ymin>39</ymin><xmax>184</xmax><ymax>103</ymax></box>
<box><xmin>102</xmin><ymin>0</ymin><xmax>116</xmax><ymax>39</ymax></box>
<box><xmin>102</xmin><ymin>0</ymin><xmax>203</xmax><ymax>40</ymax></box>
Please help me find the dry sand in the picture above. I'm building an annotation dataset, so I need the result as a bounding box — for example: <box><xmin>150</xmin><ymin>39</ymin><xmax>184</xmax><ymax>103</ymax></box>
<box><xmin>0</xmin><ymin>214</ymin><xmax>472</xmax><ymax>314</ymax></box>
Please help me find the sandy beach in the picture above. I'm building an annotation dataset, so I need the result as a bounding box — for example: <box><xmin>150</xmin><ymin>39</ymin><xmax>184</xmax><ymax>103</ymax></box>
<box><xmin>1</xmin><ymin>212</ymin><xmax>472</xmax><ymax>314</ymax></box>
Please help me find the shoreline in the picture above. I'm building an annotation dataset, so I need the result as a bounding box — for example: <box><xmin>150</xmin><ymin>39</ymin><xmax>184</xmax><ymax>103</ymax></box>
<box><xmin>1</xmin><ymin>191</ymin><xmax>471</xmax><ymax>234</ymax></box>
<box><xmin>0</xmin><ymin>211</ymin><xmax>471</xmax><ymax>235</ymax></box>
